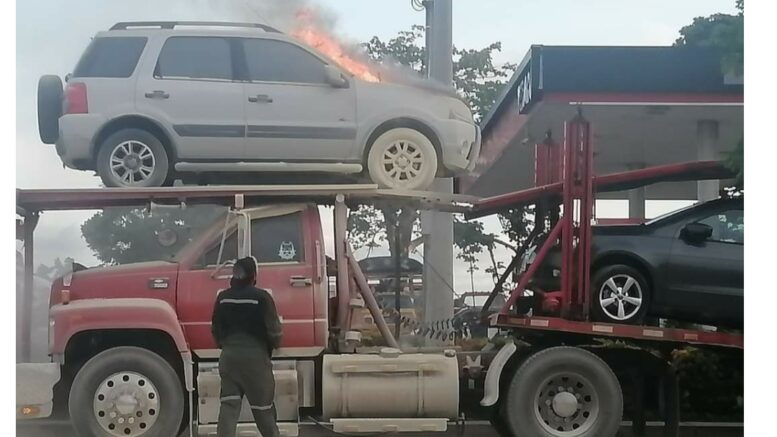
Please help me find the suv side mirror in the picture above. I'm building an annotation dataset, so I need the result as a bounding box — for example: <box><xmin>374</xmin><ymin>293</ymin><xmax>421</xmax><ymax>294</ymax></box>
<box><xmin>324</xmin><ymin>65</ymin><xmax>349</xmax><ymax>88</ymax></box>
<box><xmin>681</xmin><ymin>222</ymin><xmax>713</xmax><ymax>243</ymax></box>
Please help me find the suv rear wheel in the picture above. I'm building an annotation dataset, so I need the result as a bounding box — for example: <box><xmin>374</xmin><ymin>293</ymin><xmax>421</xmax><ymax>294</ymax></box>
<box><xmin>97</xmin><ymin>128</ymin><xmax>170</xmax><ymax>187</ymax></box>
<box><xmin>367</xmin><ymin>128</ymin><xmax>438</xmax><ymax>190</ymax></box>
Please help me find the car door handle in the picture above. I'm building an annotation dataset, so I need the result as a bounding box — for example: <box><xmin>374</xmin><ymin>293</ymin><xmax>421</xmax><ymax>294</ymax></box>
<box><xmin>248</xmin><ymin>94</ymin><xmax>273</xmax><ymax>103</ymax></box>
<box><xmin>289</xmin><ymin>276</ymin><xmax>312</xmax><ymax>287</ymax></box>
<box><xmin>145</xmin><ymin>90</ymin><xmax>170</xmax><ymax>99</ymax></box>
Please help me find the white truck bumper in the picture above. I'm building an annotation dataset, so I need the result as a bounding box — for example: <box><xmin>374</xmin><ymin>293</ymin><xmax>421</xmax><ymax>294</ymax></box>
<box><xmin>16</xmin><ymin>363</ymin><xmax>60</xmax><ymax>419</ymax></box>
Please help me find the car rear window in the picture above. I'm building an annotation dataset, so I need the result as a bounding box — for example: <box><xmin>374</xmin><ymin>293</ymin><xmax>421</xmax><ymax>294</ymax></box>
<box><xmin>73</xmin><ymin>37</ymin><xmax>147</xmax><ymax>78</ymax></box>
<box><xmin>156</xmin><ymin>37</ymin><xmax>233</xmax><ymax>81</ymax></box>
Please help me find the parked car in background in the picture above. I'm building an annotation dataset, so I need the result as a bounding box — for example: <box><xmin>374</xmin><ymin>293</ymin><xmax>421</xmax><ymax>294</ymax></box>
<box><xmin>528</xmin><ymin>196</ymin><xmax>743</xmax><ymax>327</ymax></box>
<box><xmin>37</xmin><ymin>21</ymin><xmax>480</xmax><ymax>190</ymax></box>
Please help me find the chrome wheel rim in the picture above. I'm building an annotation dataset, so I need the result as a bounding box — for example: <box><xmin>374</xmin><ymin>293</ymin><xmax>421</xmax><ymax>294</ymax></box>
<box><xmin>93</xmin><ymin>371</ymin><xmax>160</xmax><ymax>436</ymax></box>
<box><xmin>109</xmin><ymin>141</ymin><xmax>155</xmax><ymax>186</ymax></box>
<box><xmin>381</xmin><ymin>140</ymin><xmax>425</xmax><ymax>186</ymax></box>
<box><xmin>599</xmin><ymin>274</ymin><xmax>643</xmax><ymax>321</ymax></box>
<box><xmin>534</xmin><ymin>373</ymin><xmax>599</xmax><ymax>436</ymax></box>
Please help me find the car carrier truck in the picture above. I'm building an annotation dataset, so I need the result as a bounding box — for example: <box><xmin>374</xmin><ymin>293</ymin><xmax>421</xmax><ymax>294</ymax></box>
<box><xmin>16</xmin><ymin>114</ymin><xmax>743</xmax><ymax>437</ymax></box>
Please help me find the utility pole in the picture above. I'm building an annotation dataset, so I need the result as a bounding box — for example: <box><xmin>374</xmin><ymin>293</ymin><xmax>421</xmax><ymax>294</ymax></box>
<box><xmin>421</xmin><ymin>0</ymin><xmax>455</xmax><ymax>338</ymax></box>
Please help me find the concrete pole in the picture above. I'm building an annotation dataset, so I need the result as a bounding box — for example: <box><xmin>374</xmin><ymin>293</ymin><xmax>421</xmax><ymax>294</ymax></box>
<box><xmin>422</xmin><ymin>0</ymin><xmax>455</xmax><ymax>329</ymax></box>
<box><xmin>627</xmin><ymin>164</ymin><xmax>646</xmax><ymax>220</ymax></box>
<box><xmin>697</xmin><ymin>120</ymin><xmax>720</xmax><ymax>201</ymax></box>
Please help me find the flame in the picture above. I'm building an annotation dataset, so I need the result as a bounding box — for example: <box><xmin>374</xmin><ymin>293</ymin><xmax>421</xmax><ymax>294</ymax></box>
<box><xmin>292</xmin><ymin>8</ymin><xmax>380</xmax><ymax>83</ymax></box>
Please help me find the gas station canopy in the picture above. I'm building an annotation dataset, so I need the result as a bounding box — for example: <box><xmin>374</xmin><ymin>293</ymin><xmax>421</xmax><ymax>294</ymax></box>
<box><xmin>460</xmin><ymin>45</ymin><xmax>743</xmax><ymax>199</ymax></box>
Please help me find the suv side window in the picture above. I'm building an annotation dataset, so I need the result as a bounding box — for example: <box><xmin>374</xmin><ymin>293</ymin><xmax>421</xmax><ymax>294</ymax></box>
<box><xmin>200</xmin><ymin>231</ymin><xmax>238</xmax><ymax>267</ymax></box>
<box><xmin>156</xmin><ymin>37</ymin><xmax>234</xmax><ymax>81</ymax></box>
<box><xmin>251</xmin><ymin>212</ymin><xmax>305</xmax><ymax>263</ymax></box>
<box><xmin>73</xmin><ymin>37</ymin><xmax>147</xmax><ymax>78</ymax></box>
<box><xmin>698</xmin><ymin>209</ymin><xmax>744</xmax><ymax>244</ymax></box>
<box><xmin>242</xmin><ymin>39</ymin><xmax>326</xmax><ymax>84</ymax></box>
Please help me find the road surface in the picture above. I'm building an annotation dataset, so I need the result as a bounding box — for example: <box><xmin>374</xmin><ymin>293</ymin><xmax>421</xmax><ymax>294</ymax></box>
<box><xmin>17</xmin><ymin>419</ymin><xmax>744</xmax><ymax>437</ymax></box>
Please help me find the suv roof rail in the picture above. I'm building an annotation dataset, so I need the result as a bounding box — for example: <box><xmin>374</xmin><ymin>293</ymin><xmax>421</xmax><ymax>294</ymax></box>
<box><xmin>110</xmin><ymin>21</ymin><xmax>282</xmax><ymax>33</ymax></box>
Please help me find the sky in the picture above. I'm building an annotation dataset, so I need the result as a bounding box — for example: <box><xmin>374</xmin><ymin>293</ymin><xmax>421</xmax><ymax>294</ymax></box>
<box><xmin>15</xmin><ymin>0</ymin><xmax>734</xmax><ymax>292</ymax></box>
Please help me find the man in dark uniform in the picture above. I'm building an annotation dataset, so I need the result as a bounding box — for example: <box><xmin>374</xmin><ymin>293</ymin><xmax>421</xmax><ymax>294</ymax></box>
<box><xmin>212</xmin><ymin>256</ymin><xmax>282</xmax><ymax>437</ymax></box>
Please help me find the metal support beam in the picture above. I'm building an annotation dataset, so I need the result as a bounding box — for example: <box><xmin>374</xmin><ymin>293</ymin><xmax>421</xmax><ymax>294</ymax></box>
<box><xmin>22</xmin><ymin>212</ymin><xmax>39</xmax><ymax>363</ymax></box>
<box><xmin>334</xmin><ymin>195</ymin><xmax>350</xmax><ymax>335</ymax></box>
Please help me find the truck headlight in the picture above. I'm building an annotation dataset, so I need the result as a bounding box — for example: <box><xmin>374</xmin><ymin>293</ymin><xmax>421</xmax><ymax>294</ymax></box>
<box><xmin>48</xmin><ymin>318</ymin><xmax>55</xmax><ymax>352</ymax></box>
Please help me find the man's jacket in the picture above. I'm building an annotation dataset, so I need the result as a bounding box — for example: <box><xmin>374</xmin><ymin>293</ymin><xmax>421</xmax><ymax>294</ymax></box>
<box><xmin>211</xmin><ymin>284</ymin><xmax>282</xmax><ymax>352</ymax></box>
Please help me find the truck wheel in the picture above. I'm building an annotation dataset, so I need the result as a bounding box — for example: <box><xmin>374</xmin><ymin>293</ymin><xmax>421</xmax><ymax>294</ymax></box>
<box><xmin>503</xmin><ymin>347</ymin><xmax>623</xmax><ymax>437</ymax></box>
<box><xmin>591</xmin><ymin>264</ymin><xmax>650</xmax><ymax>324</ymax></box>
<box><xmin>96</xmin><ymin>128</ymin><xmax>170</xmax><ymax>187</ymax></box>
<box><xmin>38</xmin><ymin>75</ymin><xmax>63</xmax><ymax>144</ymax></box>
<box><xmin>367</xmin><ymin>128</ymin><xmax>438</xmax><ymax>190</ymax></box>
<box><xmin>69</xmin><ymin>347</ymin><xmax>184</xmax><ymax>437</ymax></box>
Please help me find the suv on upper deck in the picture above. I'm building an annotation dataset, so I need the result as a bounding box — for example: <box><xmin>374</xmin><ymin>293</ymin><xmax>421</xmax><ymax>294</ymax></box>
<box><xmin>37</xmin><ymin>21</ymin><xmax>481</xmax><ymax>190</ymax></box>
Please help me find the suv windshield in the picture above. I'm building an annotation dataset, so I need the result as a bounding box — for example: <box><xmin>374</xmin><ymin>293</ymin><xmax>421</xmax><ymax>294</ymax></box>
<box><xmin>73</xmin><ymin>37</ymin><xmax>147</xmax><ymax>78</ymax></box>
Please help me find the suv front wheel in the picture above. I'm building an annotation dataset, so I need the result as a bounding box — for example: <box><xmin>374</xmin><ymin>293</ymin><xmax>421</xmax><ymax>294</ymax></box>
<box><xmin>367</xmin><ymin>128</ymin><xmax>438</xmax><ymax>190</ymax></box>
<box><xmin>97</xmin><ymin>128</ymin><xmax>170</xmax><ymax>187</ymax></box>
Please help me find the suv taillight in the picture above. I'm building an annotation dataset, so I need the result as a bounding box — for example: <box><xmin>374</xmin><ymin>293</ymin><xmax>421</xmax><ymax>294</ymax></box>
<box><xmin>64</xmin><ymin>82</ymin><xmax>88</xmax><ymax>114</ymax></box>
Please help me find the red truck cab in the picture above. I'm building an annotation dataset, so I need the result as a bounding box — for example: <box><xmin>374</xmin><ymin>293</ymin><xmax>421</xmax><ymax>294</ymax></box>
<box><xmin>49</xmin><ymin>204</ymin><xmax>329</xmax><ymax>361</ymax></box>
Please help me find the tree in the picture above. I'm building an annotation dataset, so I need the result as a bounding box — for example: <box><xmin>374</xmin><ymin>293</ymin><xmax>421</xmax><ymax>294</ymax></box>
<box><xmin>675</xmin><ymin>0</ymin><xmax>744</xmax><ymax>186</ymax></box>
<box><xmin>81</xmin><ymin>205</ymin><xmax>226</xmax><ymax>265</ymax></box>
<box><xmin>353</xmin><ymin>25</ymin><xmax>519</xmax><ymax>290</ymax></box>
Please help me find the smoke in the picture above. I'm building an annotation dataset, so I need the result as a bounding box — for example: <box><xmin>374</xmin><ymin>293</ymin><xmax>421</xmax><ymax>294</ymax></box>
<box><xmin>206</xmin><ymin>1</ymin><xmax>456</xmax><ymax>94</ymax></box>
<box><xmin>206</xmin><ymin>0</ymin><xmax>337</xmax><ymax>34</ymax></box>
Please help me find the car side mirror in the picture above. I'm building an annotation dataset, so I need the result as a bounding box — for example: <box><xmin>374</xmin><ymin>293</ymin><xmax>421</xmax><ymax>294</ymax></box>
<box><xmin>681</xmin><ymin>222</ymin><xmax>713</xmax><ymax>243</ymax></box>
<box><xmin>324</xmin><ymin>65</ymin><xmax>349</xmax><ymax>88</ymax></box>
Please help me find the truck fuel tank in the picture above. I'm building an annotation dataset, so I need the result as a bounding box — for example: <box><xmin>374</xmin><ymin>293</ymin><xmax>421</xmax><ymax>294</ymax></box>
<box><xmin>322</xmin><ymin>348</ymin><xmax>459</xmax><ymax>420</ymax></box>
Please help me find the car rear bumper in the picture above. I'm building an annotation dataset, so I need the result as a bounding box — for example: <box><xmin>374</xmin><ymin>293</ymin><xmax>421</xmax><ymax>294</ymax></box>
<box><xmin>55</xmin><ymin>114</ymin><xmax>105</xmax><ymax>170</ymax></box>
<box><xmin>438</xmin><ymin>119</ymin><xmax>481</xmax><ymax>173</ymax></box>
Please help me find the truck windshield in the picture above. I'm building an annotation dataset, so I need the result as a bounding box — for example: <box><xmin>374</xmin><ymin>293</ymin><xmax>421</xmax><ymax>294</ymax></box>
<box><xmin>82</xmin><ymin>205</ymin><xmax>229</xmax><ymax>265</ymax></box>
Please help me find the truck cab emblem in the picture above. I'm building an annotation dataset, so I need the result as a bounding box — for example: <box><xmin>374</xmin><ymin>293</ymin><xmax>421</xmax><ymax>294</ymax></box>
<box><xmin>278</xmin><ymin>241</ymin><xmax>296</xmax><ymax>261</ymax></box>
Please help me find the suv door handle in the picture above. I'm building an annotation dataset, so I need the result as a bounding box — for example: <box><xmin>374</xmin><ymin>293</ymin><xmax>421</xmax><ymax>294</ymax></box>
<box><xmin>289</xmin><ymin>276</ymin><xmax>312</xmax><ymax>287</ymax></box>
<box><xmin>248</xmin><ymin>94</ymin><xmax>273</xmax><ymax>103</ymax></box>
<box><xmin>145</xmin><ymin>90</ymin><xmax>170</xmax><ymax>99</ymax></box>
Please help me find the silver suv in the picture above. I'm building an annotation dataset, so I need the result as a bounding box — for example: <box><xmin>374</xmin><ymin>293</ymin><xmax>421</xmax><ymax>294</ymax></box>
<box><xmin>37</xmin><ymin>21</ymin><xmax>481</xmax><ymax>190</ymax></box>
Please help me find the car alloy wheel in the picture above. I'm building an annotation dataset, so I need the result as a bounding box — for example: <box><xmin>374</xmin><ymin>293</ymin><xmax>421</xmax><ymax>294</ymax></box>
<box><xmin>367</xmin><ymin>128</ymin><xmax>437</xmax><ymax>190</ymax></box>
<box><xmin>598</xmin><ymin>274</ymin><xmax>643</xmax><ymax>321</ymax></box>
<box><xmin>109</xmin><ymin>140</ymin><xmax>156</xmax><ymax>186</ymax></box>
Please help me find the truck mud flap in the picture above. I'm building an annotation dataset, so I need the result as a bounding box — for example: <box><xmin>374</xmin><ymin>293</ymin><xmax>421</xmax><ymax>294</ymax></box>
<box><xmin>16</xmin><ymin>363</ymin><xmax>60</xmax><ymax>419</ymax></box>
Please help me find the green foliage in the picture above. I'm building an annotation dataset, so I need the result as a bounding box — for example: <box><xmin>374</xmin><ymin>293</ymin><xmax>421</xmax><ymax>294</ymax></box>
<box><xmin>672</xmin><ymin>347</ymin><xmax>743</xmax><ymax>421</ymax></box>
<box><xmin>676</xmin><ymin>0</ymin><xmax>744</xmax><ymax>186</ymax></box>
<box><xmin>355</xmin><ymin>26</ymin><xmax>520</xmax><ymax>267</ymax></box>
<box><xmin>674</xmin><ymin>2</ymin><xmax>743</xmax><ymax>76</ymax></box>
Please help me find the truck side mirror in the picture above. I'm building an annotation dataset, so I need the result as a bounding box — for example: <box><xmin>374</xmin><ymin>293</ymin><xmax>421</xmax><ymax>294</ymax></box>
<box><xmin>681</xmin><ymin>222</ymin><xmax>713</xmax><ymax>243</ymax></box>
<box><xmin>324</xmin><ymin>65</ymin><xmax>349</xmax><ymax>88</ymax></box>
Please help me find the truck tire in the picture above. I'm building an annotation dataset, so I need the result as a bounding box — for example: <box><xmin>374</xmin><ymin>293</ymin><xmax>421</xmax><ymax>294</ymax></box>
<box><xmin>69</xmin><ymin>346</ymin><xmax>184</xmax><ymax>437</ymax></box>
<box><xmin>503</xmin><ymin>346</ymin><xmax>623</xmax><ymax>437</ymax></box>
<box><xmin>96</xmin><ymin>128</ymin><xmax>170</xmax><ymax>187</ymax></box>
<box><xmin>590</xmin><ymin>264</ymin><xmax>650</xmax><ymax>324</ymax></box>
<box><xmin>37</xmin><ymin>75</ymin><xmax>63</xmax><ymax>144</ymax></box>
<box><xmin>367</xmin><ymin>127</ymin><xmax>438</xmax><ymax>190</ymax></box>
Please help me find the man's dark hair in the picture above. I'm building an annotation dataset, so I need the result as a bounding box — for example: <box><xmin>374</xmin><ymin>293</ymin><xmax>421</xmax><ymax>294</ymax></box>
<box><xmin>231</xmin><ymin>256</ymin><xmax>257</xmax><ymax>287</ymax></box>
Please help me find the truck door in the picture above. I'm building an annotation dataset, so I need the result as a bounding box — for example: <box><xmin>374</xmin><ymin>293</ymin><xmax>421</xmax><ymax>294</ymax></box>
<box><xmin>177</xmin><ymin>205</ymin><xmax>322</xmax><ymax>355</ymax></box>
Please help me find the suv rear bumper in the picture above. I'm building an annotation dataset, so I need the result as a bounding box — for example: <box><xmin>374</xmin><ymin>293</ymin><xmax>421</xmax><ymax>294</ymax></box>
<box><xmin>55</xmin><ymin>114</ymin><xmax>105</xmax><ymax>170</ymax></box>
